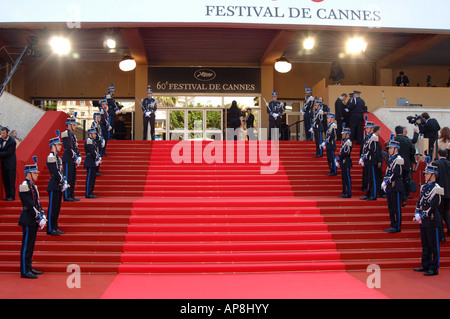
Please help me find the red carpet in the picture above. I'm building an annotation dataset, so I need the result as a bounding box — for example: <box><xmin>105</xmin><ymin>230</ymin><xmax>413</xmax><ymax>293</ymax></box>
<box><xmin>0</xmin><ymin>139</ymin><xmax>449</xmax><ymax>300</ymax></box>
<box><xmin>2</xmin><ymin>269</ymin><xmax>450</xmax><ymax>299</ymax></box>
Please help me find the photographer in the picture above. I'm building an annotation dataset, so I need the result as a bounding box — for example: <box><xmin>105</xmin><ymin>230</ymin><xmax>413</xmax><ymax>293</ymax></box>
<box><xmin>394</xmin><ymin>126</ymin><xmax>416</xmax><ymax>206</ymax></box>
<box><xmin>416</xmin><ymin>113</ymin><xmax>441</xmax><ymax>157</ymax></box>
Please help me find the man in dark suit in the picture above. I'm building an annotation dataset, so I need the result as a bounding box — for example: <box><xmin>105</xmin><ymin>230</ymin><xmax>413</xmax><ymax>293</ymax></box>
<box><xmin>348</xmin><ymin>90</ymin><xmax>365</xmax><ymax>146</ymax></box>
<box><xmin>0</xmin><ymin>127</ymin><xmax>17</xmax><ymax>201</ymax></box>
<box><xmin>417</xmin><ymin>113</ymin><xmax>441</xmax><ymax>157</ymax></box>
<box><xmin>394</xmin><ymin>126</ymin><xmax>416</xmax><ymax>206</ymax></box>
<box><xmin>433</xmin><ymin>149</ymin><xmax>450</xmax><ymax>241</ymax></box>
<box><xmin>246</xmin><ymin>108</ymin><xmax>256</xmax><ymax>141</ymax></box>
<box><xmin>334</xmin><ymin>93</ymin><xmax>347</xmax><ymax>140</ymax></box>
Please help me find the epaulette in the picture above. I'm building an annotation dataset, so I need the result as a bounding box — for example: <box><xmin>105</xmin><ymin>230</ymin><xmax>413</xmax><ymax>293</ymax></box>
<box><xmin>330</xmin><ymin>123</ymin><xmax>337</xmax><ymax>130</ymax></box>
<box><xmin>47</xmin><ymin>153</ymin><xmax>57</xmax><ymax>163</ymax></box>
<box><xmin>394</xmin><ymin>155</ymin><xmax>404</xmax><ymax>166</ymax></box>
<box><xmin>19</xmin><ymin>181</ymin><xmax>30</xmax><ymax>193</ymax></box>
<box><xmin>434</xmin><ymin>184</ymin><xmax>445</xmax><ymax>196</ymax></box>
<box><xmin>61</xmin><ymin>131</ymin><xmax>69</xmax><ymax>138</ymax></box>
<box><xmin>344</xmin><ymin>139</ymin><xmax>353</xmax><ymax>148</ymax></box>
<box><xmin>87</xmin><ymin>138</ymin><xmax>93</xmax><ymax>145</ymax></box>
<box><xmin>369</xmin><ymin>134</ymin><xmax>379</xmax><ymax>143</ymax></box>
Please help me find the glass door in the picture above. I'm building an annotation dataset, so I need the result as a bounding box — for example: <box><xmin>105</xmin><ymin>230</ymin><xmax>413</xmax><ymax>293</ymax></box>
<box><xmin>188</xmin><ymin>110</ymin><xmax>204</xmax><ymax>140</ymax></box>
<box><xmin>206</xmin><ymin>109</ymin><xmax>223</xmax><ymax>140</ymax></box>
<box><xmin>169</xmin><ymin>109</ymin><xmax>186</xmax><ymax>140</ymax></box>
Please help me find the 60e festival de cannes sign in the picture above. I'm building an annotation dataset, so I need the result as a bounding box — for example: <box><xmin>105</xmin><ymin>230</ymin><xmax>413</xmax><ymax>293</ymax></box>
<box><xmin>1</xmin><ymin>0</ymin><xmax>449</xmax><ymax>31</ymax></box>
<box><xmin>148</xmin><ymin>67</ymin><xmax>261</xmax><ymax>94</ymax></box>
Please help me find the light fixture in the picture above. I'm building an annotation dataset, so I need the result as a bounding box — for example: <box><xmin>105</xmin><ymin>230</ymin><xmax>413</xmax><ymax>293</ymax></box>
<box><xmin>274</xmin><ymin>56</ymin><xmax>292</xmax><ymax>73</ymax></box>
<box><xmin>106</xmin><ymin>38</ymin><xmax>116</xmax><ymax>49</ymax></box>
<box><xmin>346</xmin><ymin>37</ymin><xmax>367</xmax><ymax>54</ymax></box>
<box><xmin>49</xmin><ymin>36</ymin><xmax>71</xmax><ymax>55</ymax></box>
<box><xmin>303</xmin><ymin>37</ymin><xmax>315</xmax><ymax>50</ymax></box>
<box><xmin>119</xmin><ymin>55</ymin><xmax>136</xmax><ymax>71</ymax></box>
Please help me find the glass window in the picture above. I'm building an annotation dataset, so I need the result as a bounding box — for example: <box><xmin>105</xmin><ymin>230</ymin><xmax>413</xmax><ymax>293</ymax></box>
<box><xmin>157</xmin><ymin>96</ymin><xmax>185</xmax><ymax>108</ymax></box>
<box><xmin>206</xmin><ymin>110</ymin><xmax>222</xmax><ymax>130</ymax></box>
<box><xmin>188</xmin><ymin>110</ymin><xmax>203</xmax><ymax>131</ymax></box>
<box><xmin>186</xmin><ymin>96</ymin><xmax>222</xmax><ymax>108</ymax></box>
<box><xmin>224</xmin><ymin>96</ymin><xmax>259</xmax><ymax>110</ymax></box>
<box><xmin>169</xmin><ymin>110</ymin><xmax>185</xmax><ymax>130</ymax></box>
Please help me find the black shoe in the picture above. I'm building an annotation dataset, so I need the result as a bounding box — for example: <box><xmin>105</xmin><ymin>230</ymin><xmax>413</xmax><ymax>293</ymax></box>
<box><xmin>338</xmin><ymin>194</ymin><xmax>347</xmax><ymax>198</ymax></box>
<box><xmin>56</xmin><ymin>230</ymin><xmax>65</xmax><ymax>235</ymax></box>
<box><xmin>96</xmin><ymin>173</ymin><xmax>103</xmax><ymax>177</ymax></box>
<box><xmin>47</xmin><ymin>230</ymin><xmax>60</xmax><ymax>236</ymax></box>
<box><xmin>72</xmin><ymin>197</ymin><xmax>81</xmax><ymax>201</ymax></box>
<box><xmin>31</xmin><ymin>268</ymin><xmax>42</xmax><ymax>275</ymax></box>
<box><xmin>64</xmin><ymin>198</ymin><xmax>74</xmax><ymax>202</ymax></box>
<box><xmin>21</xmin><ymin>272</ymin><xmax>38</xmax><ymax>279</ymax></box>
<box><xmin>424</xmin><ymin>270</ymin><xmax>438</xmax><ymax>276</ymax></box>
<box><xmin>4</xmin><ymin>197</ymin><xmax>14</xmax><ymax>201</ymax></box>
<box><xmin>366</xmin><ymin>197</ymin><xmax>377</xmax><ymax>201</ymax></box>
<box><xmin>360</xmin><ymin>196</ymin><xmax>369</xmax><ymax>200</ymax></box>
<box><xmin>414</xmin><ymin>267</ymin><xmax>427</xmax><ymax>272</ymax></box>
<box><xmin>86</xmin><ymin>195</ymin><xmax>99</xmax><ymax>199</ymax></box>
<box><xmin>384</xmin><ymin>228</ymin><xmax>398</xmax><ymax>233</ymax></box>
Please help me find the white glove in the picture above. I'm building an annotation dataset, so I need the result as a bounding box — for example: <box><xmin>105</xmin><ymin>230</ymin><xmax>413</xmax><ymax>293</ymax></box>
<box><xmin>335</xmin><ymin>160</ymin><xmax>340</xmax><ymax>168</ymax></box>
<box><xmin>76</xmin><ymin>156</ymin><xmax>82</xmax><ymax>166</ymax></box>
<box><xmin>39</xmin><ymin>218</ymin><xmax>46</xmax><ymax>230</ymax></box>
<box><xmin>309</xmin><ymin>128</ymin><xmax>314</xmax><ymax>133</ymax></box>
<box><xmin>101</xmin><ymin>138</ymin><xmax>106</xmax><ymax>148</ymax></box>
<box><xmin>61</xmin><ymin>181</ymin><xmax>69</xmax><ymax>192</ymax></box>
<box><xmin>300</xmin><ymin>110</ymin><xmax>305</xmax><ymax>116</ymax></box>
<box><xmin>359</xmin><ymin>157</ymin><xmax>364</xmax><ymax>166</ymax></box>
<box><xmin>414</xmin><ymin>213</ymin><xmax>422</xmax><ymax>224</ymax></box>
<box><xmin>108</xmin><ymin>125</ymin><xmax>112</xmax><ymax>131</ymax></box>
<box><xmin>381</xmin><ymin>181</ymin><xmax>387</xmax><ymax>192</ymax></box>
<box><xmin>320</xmin><ymin>142</ymin><xmax>326</xmax><ymax>149</ymax></box>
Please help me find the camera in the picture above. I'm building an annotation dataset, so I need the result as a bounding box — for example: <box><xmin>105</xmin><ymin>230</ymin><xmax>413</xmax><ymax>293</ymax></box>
<box><xmin>407</xmin><ymin>114</ymin><xmax>422</xmax><ymax>125</ymax></box>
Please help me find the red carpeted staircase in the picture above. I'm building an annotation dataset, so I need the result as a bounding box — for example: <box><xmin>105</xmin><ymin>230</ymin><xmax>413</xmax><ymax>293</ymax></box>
<box><xmin>0</xmin><ymin>140</ymin><xmax>448</xmax><ymax>274</ymax></box>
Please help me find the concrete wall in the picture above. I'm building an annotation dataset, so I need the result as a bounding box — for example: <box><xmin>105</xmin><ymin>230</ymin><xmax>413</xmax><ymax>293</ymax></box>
<box><xmin>0</xmin><ymin>91</ymin><xmax>45</xmax><ymax>142</ymax></box>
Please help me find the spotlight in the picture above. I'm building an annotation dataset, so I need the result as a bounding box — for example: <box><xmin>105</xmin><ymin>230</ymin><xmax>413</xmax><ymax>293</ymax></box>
<box><xmin>106</xmin><ymin>38</ymin><xmax>116</xmax><ymax>49</ymax></box>
<box><xmin>303</xmin><ymin>38</ymin><xmax>315</xmax><ymax>50</ymax></box>
<box><xmin>119</xmin><ymin>55</ymin><xmax>136</xmax><ymax>72</ymax></box>
<box><xmin>49</xmin><ymin>36</ymin><xmax>71</xmax><ymax>55</ymax></box>
<box><xmin>346</xmin><ymin>37</ymin><xmax>367</xmax><ymax>54</ymax></box>
<box><xmin>274</xmin><ymin>56</ymin><xmax>292</xmax><ymax>73</ymax></box>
